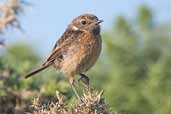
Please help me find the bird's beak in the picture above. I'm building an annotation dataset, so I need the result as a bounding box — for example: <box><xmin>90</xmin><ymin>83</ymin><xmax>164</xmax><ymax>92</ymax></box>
<box><xmin>95</xmin><ymin>20</ymin><xmax>103</xmax><ymax>25</ymax></box>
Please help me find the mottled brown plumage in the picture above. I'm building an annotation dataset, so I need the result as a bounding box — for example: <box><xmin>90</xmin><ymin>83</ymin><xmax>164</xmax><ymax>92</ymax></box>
<box><xmin>24</xmin><ymin>14</ymin><xmax>103</xmax><ymax>101</ymax></box>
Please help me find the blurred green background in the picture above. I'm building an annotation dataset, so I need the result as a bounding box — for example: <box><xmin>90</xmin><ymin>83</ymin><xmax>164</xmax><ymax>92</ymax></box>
<box><xmin>1</xmin><ymin>2</ymin><xmax>171</xmax><ymax>114</ymax></box>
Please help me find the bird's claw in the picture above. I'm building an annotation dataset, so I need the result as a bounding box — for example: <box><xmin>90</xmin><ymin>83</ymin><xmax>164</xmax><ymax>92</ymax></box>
<box><xmin>78</xmin><ymin>73</ymin><xmax>90</xmax><ymax>90</ymax></box>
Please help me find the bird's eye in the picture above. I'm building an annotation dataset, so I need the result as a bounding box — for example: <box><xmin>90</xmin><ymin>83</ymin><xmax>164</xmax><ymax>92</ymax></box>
<box><xmin>80</xmin><ymin>20</ymin><xmax>87</xmax><ymax>25</ymax></box>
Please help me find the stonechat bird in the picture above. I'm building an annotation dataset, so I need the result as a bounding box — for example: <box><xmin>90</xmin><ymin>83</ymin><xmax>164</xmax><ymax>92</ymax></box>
<box><xmin>24</xmin><ymin>14</ymin><xmax>103</xmax><ymax>101</ymax></box>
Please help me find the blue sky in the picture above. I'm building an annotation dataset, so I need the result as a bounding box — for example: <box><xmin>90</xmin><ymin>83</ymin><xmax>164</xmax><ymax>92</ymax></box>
<box><xmin>6</xmin><ymin>0</ymin><xmax>171</xmax><ymax>56</ymax></box>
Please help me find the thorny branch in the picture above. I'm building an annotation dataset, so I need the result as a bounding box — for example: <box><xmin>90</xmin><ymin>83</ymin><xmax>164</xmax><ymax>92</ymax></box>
<box><xmin>31</xmin><ymin>90</ymin><xmax>120</xmax><ymax>114</ymax></box>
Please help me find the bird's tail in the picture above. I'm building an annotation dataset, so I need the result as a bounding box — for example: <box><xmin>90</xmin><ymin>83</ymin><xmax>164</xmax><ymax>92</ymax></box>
<box><xmin>24</xmin><ymin>64</ymin><xmax>50</xmax><ymax>79</ymax></box>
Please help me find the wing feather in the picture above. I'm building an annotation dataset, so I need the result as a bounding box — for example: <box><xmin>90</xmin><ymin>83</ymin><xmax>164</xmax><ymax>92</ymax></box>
<box><xmin>43</xmin><ymin>29</ymin><xmax>83</xmax><ymax>65</ymax></box>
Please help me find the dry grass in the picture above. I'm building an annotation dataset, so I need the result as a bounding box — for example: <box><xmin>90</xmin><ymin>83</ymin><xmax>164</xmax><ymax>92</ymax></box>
<box><xmin>31</xmin><ymin>90</ymin><xmax>119</xmax><ymax>114</ymax></box>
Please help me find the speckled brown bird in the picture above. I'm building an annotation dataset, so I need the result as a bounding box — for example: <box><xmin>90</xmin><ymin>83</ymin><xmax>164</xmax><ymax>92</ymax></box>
<box><xmin>24</xmin><ymin>14</ymin><xmax>103</xmax><ymax>101</ymax></box>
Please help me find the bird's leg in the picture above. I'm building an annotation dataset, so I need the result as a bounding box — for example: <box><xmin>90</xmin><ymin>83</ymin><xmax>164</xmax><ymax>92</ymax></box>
<box><xmin>78</xmin><ymin>73</ymin><xmax>90</xmax><ymax>90</ymax></box>
<box><xmin>69</xmin><ymin>75</ymin><xmax>81</xmax><ymax>102</ymax></box>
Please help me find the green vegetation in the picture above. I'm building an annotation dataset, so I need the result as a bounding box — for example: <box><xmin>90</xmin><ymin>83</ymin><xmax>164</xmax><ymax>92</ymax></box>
<box><xmin>1</xmin><ymin>5</ymin><xmax>171</xmax><ymax>114</ymax></box>
<box><xmin>91</xmin><ymin>5</ymin><xmax>171</xmax><ymax>114</ymax></box>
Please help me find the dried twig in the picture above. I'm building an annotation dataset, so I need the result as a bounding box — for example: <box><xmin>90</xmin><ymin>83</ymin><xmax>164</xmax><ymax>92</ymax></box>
<box><xmin>31</xmin><ymin>90</ymin><xmax>119</xmax><ymax>114</ymax></box>
<box><xmin>0</xmin><ymin>0</ymin><xmax>25</xmax><ymax>31</ymax></box>
<box><xmin>0</xmin><ymin>0</ymin><xmax>27</xmax><ymax>48</ymax></box>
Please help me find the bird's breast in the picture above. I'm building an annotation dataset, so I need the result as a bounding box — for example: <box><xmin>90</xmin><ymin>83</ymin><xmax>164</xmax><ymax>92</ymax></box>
<box><xmin>60</xmin><ymin>32</ymin><xmax>102</xmax><ymax>75</ymax></box>
<box><xmin>76</xmin><ymin>33</ymin><xmax>102</xmax><ymax>73</ymax></box>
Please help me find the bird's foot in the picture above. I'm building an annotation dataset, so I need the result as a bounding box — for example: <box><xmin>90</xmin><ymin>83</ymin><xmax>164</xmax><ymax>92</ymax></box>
<box><xmin>78</xmin><ymin>73</ymin><xmax>90</xmax><ymax>90</ymax></box>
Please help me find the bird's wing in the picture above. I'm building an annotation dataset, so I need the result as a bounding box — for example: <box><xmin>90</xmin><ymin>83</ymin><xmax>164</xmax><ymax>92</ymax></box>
<box><xmin>43</xmin><ymin>29</ymin><xmax>82</xmax><ymax>66</ymax></box>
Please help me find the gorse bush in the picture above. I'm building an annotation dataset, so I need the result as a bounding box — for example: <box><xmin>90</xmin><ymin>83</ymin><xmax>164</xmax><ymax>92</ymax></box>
<box><xmin>32</xmin><ymin>90</ymin><xmax>118</xmax><ymax>114</ymax></box>
<box><xmin>0</xmin><ymin>43</ymin><xmax>72</xmax><ymax>113</ymax></box>
<box><xmin>89</xmin><ymin>5</ymin><xmax>171</xmax><ymax>114</ymax></box>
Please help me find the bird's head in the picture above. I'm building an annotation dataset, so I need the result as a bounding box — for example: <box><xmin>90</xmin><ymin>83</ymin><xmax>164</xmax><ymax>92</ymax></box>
<box><xmin>68</xmin><ymin>14</ymin><xmax>103</xmax><ymax>34</ymax></box>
